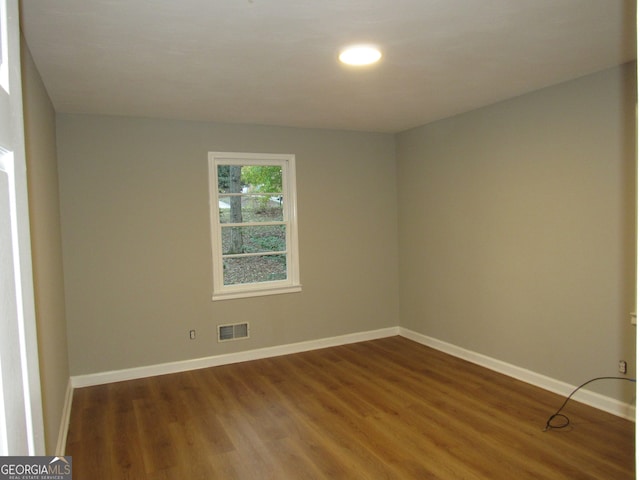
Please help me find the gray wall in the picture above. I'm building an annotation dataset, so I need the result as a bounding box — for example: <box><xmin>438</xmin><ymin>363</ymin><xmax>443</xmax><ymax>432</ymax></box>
<box><xmin>56</xmin><ymin>116</ymin><xmax>399</xmax><ymax>375</ymax></box>
<box><xmin>55</xmin><ymin>63</ymin><xmax>636</xmax><ymax>406</ymax></box>
<box><xmin>21</xmin><ymin>39</ymin><xmax>70</xmax><ymax>454</ymax></box>
<box><xmin>396</xmin><ymin>63</ymin><xmax>636</xmax><ymax>401</ymax></box>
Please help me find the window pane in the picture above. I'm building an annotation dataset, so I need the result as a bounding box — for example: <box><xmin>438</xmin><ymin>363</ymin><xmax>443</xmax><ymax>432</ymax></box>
<box><xmin>223</xmin><ymin>255</ymin><xmax>287</xmax><ymax>285</ymax></box>
<box><xmin>218</xmin><ymin>195</ymin><xmax>284</xmax><ymax>223</ymax></box>
<box><xmin>221</xmin><ymin>225</ymin><xmax>286</xmax><ymax>255</ymax></box>
<box><xmin>218</xmin><ymin>164</ymin><xmax>283</xmax><ymax>194</ymax></box>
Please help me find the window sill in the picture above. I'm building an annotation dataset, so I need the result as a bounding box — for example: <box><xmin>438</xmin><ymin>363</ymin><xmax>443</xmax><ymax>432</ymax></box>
<box><xmin>212</xmin><ymin>284</ymin><xmax>302</xmax><ymax>301</ymax></box>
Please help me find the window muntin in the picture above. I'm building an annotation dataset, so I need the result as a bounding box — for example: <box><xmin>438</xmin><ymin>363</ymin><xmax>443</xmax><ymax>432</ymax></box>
<box><xmin>209</xmin><ymin>152</ymin><xmax>301</xmax><ymax>300</ymax></box>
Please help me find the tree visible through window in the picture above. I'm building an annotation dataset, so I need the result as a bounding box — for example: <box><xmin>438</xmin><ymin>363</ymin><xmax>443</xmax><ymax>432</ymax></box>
<box><xmin>209</xmin><ymin>152</ymin><xmax>301</xmax><ymax>300</ymax></box>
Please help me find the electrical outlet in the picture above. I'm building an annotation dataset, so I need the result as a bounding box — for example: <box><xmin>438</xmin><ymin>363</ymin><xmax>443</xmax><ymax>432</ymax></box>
<box><xmin>618</xmin><ymin>360</ymin><xmax>627</xmax><ymax>374</ymax></box>
<box><xmin>189</xmin><ymin>329</ymin><xmax>196</xmax><ymax>340</ymax></box>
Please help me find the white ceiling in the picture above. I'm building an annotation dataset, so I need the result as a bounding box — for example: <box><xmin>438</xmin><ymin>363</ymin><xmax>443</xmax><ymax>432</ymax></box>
<box><xmin>20</xmin><ymin>0</ymin><xmax>636</xmax><ymax>133</ymax></box>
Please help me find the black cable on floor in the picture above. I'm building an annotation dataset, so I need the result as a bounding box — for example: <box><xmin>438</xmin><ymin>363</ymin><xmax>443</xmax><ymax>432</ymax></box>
<box><xmin>543</xmin><ymin>376</ymin><xmax>636</xmax><ymax>432</ymax></box>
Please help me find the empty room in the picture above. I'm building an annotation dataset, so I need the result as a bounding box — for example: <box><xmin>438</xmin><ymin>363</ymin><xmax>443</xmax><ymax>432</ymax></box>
<box><xmin>2</xmin><ymin>0</ymin><xmax>636</xmax><ymax>478</ymax></box>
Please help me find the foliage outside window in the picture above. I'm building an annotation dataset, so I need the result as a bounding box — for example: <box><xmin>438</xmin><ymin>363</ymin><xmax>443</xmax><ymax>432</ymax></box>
<box><xmin>208</xmin><ymin>152</ymin><xmax>301</xmax><ymax>300</ymax></box>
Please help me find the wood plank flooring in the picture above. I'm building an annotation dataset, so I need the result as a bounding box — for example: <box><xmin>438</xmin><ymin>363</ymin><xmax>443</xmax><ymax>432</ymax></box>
<box><xmin>66</xmin><ymin>336</ymin><xmax>635</xmax><ymax>479</ymax></box>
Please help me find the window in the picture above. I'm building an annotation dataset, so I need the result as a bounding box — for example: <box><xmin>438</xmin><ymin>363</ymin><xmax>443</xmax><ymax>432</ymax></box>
<box><xmin>208</xmin><ymin>152</ymin><xmax>301</xmax><ymax>300</ymax></box>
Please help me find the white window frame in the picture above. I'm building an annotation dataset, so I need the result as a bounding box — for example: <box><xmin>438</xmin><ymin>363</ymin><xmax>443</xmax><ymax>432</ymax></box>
<box><xmin>208</xmin><ymin>152</ymin><xmax>301</xmax><ymax>301</ymax></box>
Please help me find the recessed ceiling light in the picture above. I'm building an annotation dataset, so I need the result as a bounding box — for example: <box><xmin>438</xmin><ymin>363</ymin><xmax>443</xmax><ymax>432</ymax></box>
<box><xmin>339</xmin><ymin>45</ymin><xmax>382</xmax><ymax>66</ymax></box>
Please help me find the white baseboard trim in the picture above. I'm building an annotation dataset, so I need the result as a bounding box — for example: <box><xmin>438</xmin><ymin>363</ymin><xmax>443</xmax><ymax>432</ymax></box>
<box><xmin>399</xmin><ymin>327</ymin><xmax>635</xmax><ymax>421</ymax></box>
<box><xmin>70</xmin><ymin>326</ymin><xmax>400</xmax><ymax>388</ymax></box>
<box><xmin>55</xmin><ymin>378</ymin><xmax>74</xmax><ymax>455</ymax></box>
<box><xmin>68</xmin><ymin>326</ymin><xmax>634</xmax><ymax>422</ymax></box>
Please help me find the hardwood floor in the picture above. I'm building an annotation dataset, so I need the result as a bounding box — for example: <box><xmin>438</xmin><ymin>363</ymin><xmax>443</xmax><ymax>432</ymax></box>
<box><xmin>66</xmin><ymin>337</ymin><xmax>635</xmax><ymax>479</ymax></box>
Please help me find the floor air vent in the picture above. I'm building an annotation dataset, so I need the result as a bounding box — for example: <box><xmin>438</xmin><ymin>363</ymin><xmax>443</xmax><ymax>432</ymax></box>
<box><xmin>218</xmin><ymin>322</ymin><xmax>249</xmax><ymax>342</ymax></box>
